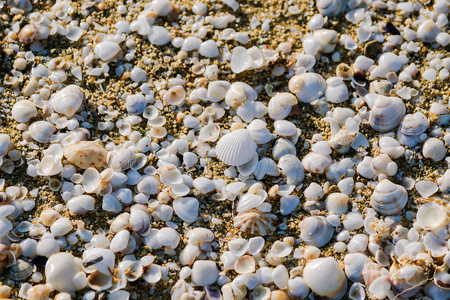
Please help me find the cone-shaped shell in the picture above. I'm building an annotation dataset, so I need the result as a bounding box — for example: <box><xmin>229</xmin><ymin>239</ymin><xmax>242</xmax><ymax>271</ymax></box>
<box><xmin>370</xmin><ymin>179</ymin><xmax>407</xmax><ymax>215</ymax></box>
<box><xmin>215</xmin><ymin>129</ymin><xmax>257</xmax><ymax>166</ymax></box>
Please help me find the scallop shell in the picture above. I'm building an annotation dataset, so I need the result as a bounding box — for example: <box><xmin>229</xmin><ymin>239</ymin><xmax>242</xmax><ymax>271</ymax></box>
<box><xmin>277</xmin><ymin>154</ymin><xmax>304</xmax><ymax>185</ymax></box>
<box><xmin>51</xmin><ymin>85</ymin><xmax>84</xmax><ymax>118</ymax></box>
<box><xmin>288</xmin><ymin>73</ymin><xmax>326</xmax><ymax>103</ymax></box>
<box><xmin>237</xmin><ymin>194</ymin><xmax>265</xmax><ymax>213</ymax></box>
<box><xmin>299</xmin><ymin>216</ymin><xmax>334</xmax><ymax>247</ymax></box>
<box><xmin>29</xmin><ymin>121</ymin><xmax>56</xmax><ymax>143</ymax></box>
<box><xmin>233</xmin><ymin>211</ymin><xmax>277</xmax><ymax>236</ymax></box>
<box><xmin>11</xmin><ymin>100</ymin><xmax>37</xmax><ymax>123</ymax></box>
<box><xmin>107</xmin><ymin>148</ymin><xmax>136</xmax><ymax>171</ymax></box>
<box><xmin>215</xmin><ymin>129</ymin><xmax>257</xmax><ymax>166</ymax></box>
<box><xmin>370</xmin><ymin>179</ymin><xmax>408</xmax><ymax>215</ymax></box>
<box><xmin>267</xmin><ymin>93</ymin><xmax>298</xmax><ymax>120</ymax></box>
<box><xmin>369</xmin><ymin>96</ymin><xmax>406</xmax><ymax>132</ymax></box>
<box><xmin>63</xmin><ymin>141</ymin><xmax>107</xmax><ymax>169</ymax></box>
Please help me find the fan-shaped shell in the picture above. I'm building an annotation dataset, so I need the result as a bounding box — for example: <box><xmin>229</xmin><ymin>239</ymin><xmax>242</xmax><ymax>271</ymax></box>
<box><xmin>369</xmin><ymin>96</ymin><xmax>406</xmax><ymax>132</ymax></box>
<box><xmin>370</xmin><ymin>179</ymin><xmax>408</xmax><ymax>215</ymax></box>
<box><xmin>29</xmin><ymin>121</ymin><xmax>56</xmax><ymax>143</ymax></box>
<box><xmin>268</xmin><ymin>93</ymin><xmax>298</xmax><ymax>120</ymax></box>
<box><xmin>11</xmin><ymin>100</ymin><xmax>37</xmax><ymax>122</ymax></box>
<box><xmin>299</xmin><ymin>216</ymin><xmax>334</xmax><ymax>247</ymax></box>
<box><xmin>237</xmin><ymin>194</ymin><xmax>265</xmax><ymax>213</ymax></box>
<box><xmin>288</xmin><ymin>73</ymin><xmax>326</xmax><ymax>103</ymax></box>
<box><xmin>233</xmin><ymin>211</ymin><xmax>276</xmax><ymax>236</ymax></box>
<box><xmin>215</xmin><ymin>129</ymin><xmax>257</xmax><ymax>166</ymax></box>
<box><xmin>63</xmin><ymin>141</ymin><xmax>107</xmax><ymax>169</ymax></box>
<box><xmin>277</xmin><ymin>154</ymin><xmax>304</xmax><ymax>185</ymax></box>
<box><xmin>51</xmin><ymin>85</ymin><xmax>84</xmax><ymax>117</ymax></box>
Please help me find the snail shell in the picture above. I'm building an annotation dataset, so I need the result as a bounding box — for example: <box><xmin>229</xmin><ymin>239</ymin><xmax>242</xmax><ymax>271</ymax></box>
<box><xmin>370</xmin><ymin>179</ymin><xmax>408</xmax><ymax>215</ymax></box>
<box><xmin>299</xmin><ymin>216</ymin><xmax>334</xmax><ymax>247</ymax></box>
<box><xmin>369</xmin><ymin>96</ymin><xmax>406</xmax><ymax>132</ymax></box>
<box><xmin>51</xmin><ymin>85</ymin><xmax>84</xmax><ymax>118</ymax></box>
<box><xmin>288</xmin><ymin>73</ymin><xmax>326</xmax><ymax>103</ymax></box>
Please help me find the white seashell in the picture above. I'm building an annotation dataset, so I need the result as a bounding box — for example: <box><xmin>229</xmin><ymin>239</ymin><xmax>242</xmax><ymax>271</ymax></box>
<box><xmin>302</xmin><ymin>152</ymin><xmax>332</xmax><ymax>174</ymax></box>
<box><xmin>159</xmin><ymin>164</ymin><xmax>182</xmax><ymax>186</ymax></box>
<box><xmin>29</xmin><ymin>121</ymin><xmax>56</xmax><ymax>143</ymax></box>
<box><xmin>224</xmin><ymin>82</ymin><xmax>257</xmax><ymax>108</ymax></box>
<box><xmin>270</xmin><ymin>241</ymin><xmax>292</xmax><ymax>257</ymax></box>
<box><xmin>423</xmin><ymin>138</ymin><xmax>446</xmax><ymax>161</ymax></box>
<box><xmin>164</xmin><ymin>86</ymin><xmax>185</xmax><ymax>106</ymax></box>
<box><xmin>303</xmin><ymin>257</ymin><xmax>347</xmax><ymax>299</ymax></box>
<box><xmin>274</xmin><ymin>120</ymin><xmax>297</xmax><ymax>137</ymax></box>
<box><xmin>233</xmin><ymin>211</ymin><xmax>276</xmax><ymax>236</ymax></box>
<box><xmin>253</xmin><ymin>157</ymin><xmax>280</xmax><ymax>180</ymax></box>
<box><xmin>199</xmin><ymin>40</ymin><xmax>219</xmax><ymax>57</ymax></box>
<box><xmin>313</xmin><ymin>29</ymin><xmax>338</xmax><ymax>53</ymax></box>
<box><xmin>173</xmin><ymin>197</ymin><xmax>199</xmax><ymax>223</ymax></box>
<box><xmin>51</xmin><ymin>85</ymin><xmax>84</xmax><ymax>117</ymax></box>
<box><xmin>191</xmin><ymin>260</ymin><xmax>219</xmax><ymax>286</ymax></box>
<box><xmin>417</xmin><ymin>20</ymin><xmax>441</xmax><ymax>43</ymax></box>
<box><xmin>415</xmin><ymin>180</ymin><xmax>438</xmax><ymax>197</ymax></box>
<box><xmin>110</xmin><ymin>229</ymin><xmax>131</xmax><ymax>252</ymax></box>
<box><xmin>67</xmin><ymin>195</ymin><xmax>95</xmax><ymax>215</ymax></box>
<box><xmin>325</xmin><ymin>77</ymin><xmax>348</xmax><ymax>103</ymax></box>
<box><xmin>288</xmin><ymin>277</ymin><xmax>309</xmax><ymax>299</ymax></box>
<box><xmin>50</xmin><ymin>217</ymin><xmax>73</xmax><ymax>237</ymax></box>
<box><xmin>248</xmin><ymin>237</ymin><xmax>265</xmax><ymax>255</ymax></box>
<box><xmin>64</xmin><ymin>141</ymin><xmax>107</xmax><ymax>169</ymax></box>
<box><xmin>228</xmin><ymin>238</ymin><xmax>248</xmax><ymax>257</ymax></box>
<box><xmin>272</xmin><ymin>265</ymin><xmax>289</xmax><ymax>289</ymax></box>
<box><xmin>397</xmin><ymin>112</ymin><xmax>429</xmax><ymax>147</ymax></box>
<box><xmin>230</xmin><ymin>46</ymin><xmax>251</xmax><ymax>73</ymax></box>
<box><xmin>45</xmin><ymin>253</ymin><xmax>84</xmax><ymax>292</ymax></box>
<box><xmin>247</xmin><ymin>120</ymin><xmax>273</xmax><ymax>144</ymax></box>
<box><xmin>237</xmin><ymin>152</ymin><xmax>259</xmax><ymax>176</ymax></box>
<box><xmin>82</xmin><ymin>168</ymin><xmax>100</xmax><ymax>193</ymax></box>
<box><xmin>369</xmin><ymin>96</ymin><xmax>406</xmax><ymax>132</ymax></box>
<box><xmin>94</xmin><ymin>42</ymin><xmax>122</xmax><ymax>61</ymax></box>
<box><xmin>277</xmin><ymin>154</ymin><xmax>304</xmax><ymax>185</ymax></box>
<box><xmin>234</xmin><ymin>255</ymin><xmax>255</xmax><ymax>274</ymax></box>
<box><xmin>299</xmin><ymin>216</ymin><xmax>334</xmax><ymax>247</ymax></box>
<box><xmin>251</xmin><ymin>285</ymin><xmax>271</xmax><ymax>300</ymax></box>
<box><xmin>215</xmin><ymin>129</ymin><xmax>257</xmax><ymax>166</ymax></box>
<box><xmin>0</xmin><ymin>134</ymin><xmax>11</xmax><ymax>157</ymax></box>
<box><xmin>316</xmin><ymin>0</ymin><xmax>346</xmax><ymax>16</ymax></box>
<box><xmin>137</xmin><ymin>176</ymin><xmax>160</xmax><ymax>195</ymax></box>
<box><xmin>370</xmin><ymin>154</ymin><xmax>398</xmax><ymax>176</ymax></box>
<box><xmin>344</xmin><ymin>253</ymin><xmax>368</xmax><ymax>283</ymax></box>
<box><xmin>423</xmin><ymin>232</ymin><xmax>447</xmax><ymax>257</ymax></box>
<box><xmin>304</xmin><ymin>182</ymin><xmax>324</xmax><ymax>201</ymax></box>
<box><xmin>126</xmin><ymin>94</ymin><xmax>147</xmax><ymax>115</ymax></box>
<box><xmin>193</xmin><ymin>177</ymin><xmax>215</xmax><ymax>194</ymax></box>
<box><xmin>267</xmin><ymin>93</ymin><xmax>298</xmax><ymax>120</ymax></box>
<box><xmin>207</xmin><ymin>81</ymin><xmax>230</xmax><ymax>102</ymax></box>
<box><xmin>370</xmin><ymin>179</ymin><xmax>408</xmax><ymax>215</ymax></box>
<box><xmin>11</xmin><ymin>100</ymin><xmax>37</xmax><ymax>123</ymax></box>
<box><xmin>325</xmin><ymin>193</ymin><xmax>349</xmax><ymax>215</ymax></box>
<box><xmin>288</xmin><ymin>73</ymin><xmax>326</xmax><ymax>103</ymax></box>
<box><xmin>199</xmin><ymin>123</ymin><xmax>220</xmax><ymax>142</ymax></box>
<box><xmin>272</xmin><ymin>138</ymin><xmax>296</xmax><ymax>161</ymax></box>
<box><xmin>237</xmin><ymin>194</ymin><xmax>264</xmax><ymax>213</ymax></box>
<box><xmin>129</xmin><ymin>209</ymin><xmax>151</xmax><ymax>235</ymax></box>
<box><xmin>83</xmin><ymin>248</ymin><xmax>115</xmax><ymax>275</ymax></box>
<box><xmin>348</xmin><ymin>282</ymin><xmax>365</xmax><ymax>300</ymax></box>
<box><xmin>280</xmin><ymin>195</ymin><xmax>299</xmax><ymax>215</ymax></box>
<box><xmin>417</xmin><ymin>202</ymin><xmax>447</xmax><ymax>231</ymax></box>
<box><xmin>157</xmin><ymin>227</ymin><xmax>180</xmax><ymax>249</ymax></box>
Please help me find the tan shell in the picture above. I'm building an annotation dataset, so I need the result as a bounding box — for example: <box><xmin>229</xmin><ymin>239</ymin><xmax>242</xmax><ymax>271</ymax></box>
<box><xmin>63</xmin><ymin>140</ymin><xmax>107</xmax><ymax>169</ymax></box>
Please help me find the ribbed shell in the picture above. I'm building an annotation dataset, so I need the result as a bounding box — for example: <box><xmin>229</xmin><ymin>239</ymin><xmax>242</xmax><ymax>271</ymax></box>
<box><xmin>288</xmin><ymin>73</ymin><xmax>326</xmax><ymax>103</ymax></box>
<box><xmin>215</xmin><ymin>129</ymin><xmax>257</xmax><ymax>166</ymax></box>
<box><xmin>51</xmin><ymin>85</ymin><xmax>84</xmax><ymax>117</ymax></box>
<box><xmin>107</xmin><ymin>148</ymin><xmax>137</xmax><ymax>171</ymax></box>
<box><xmin>370</xmin><ymin>179</ymin><xmax>408</xmax><ymax>215</ymax></box>
<box><xmin>299</xmin><ymin>216</ymin><xmax>334</xmax><ymax>247</ymax></box>
<box><xmin>369</xmin><ymin>96</ymin><xmax>406</xmax><ymax>132</ymax></box>
<box><xmin>399</xmin><ymin>112</ymin><xmax>429</xmax><ymax>136</ymax></box>
<box><xmin>233</xmin><ymin>211</ymin><xmax>277</xmax><ymax>236</ymax></box>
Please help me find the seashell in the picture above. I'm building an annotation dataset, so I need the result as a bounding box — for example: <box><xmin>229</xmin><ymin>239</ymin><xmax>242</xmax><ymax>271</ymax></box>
<box><xmin>270</xmin><ymin>241</ymin><xmax>292</xmax><ymax>258</ymax></box>
<box><xmin>272</xmin><ymin>265</ymin><xmax>289</xmax><ymax>289</ymax></box>
<box><xmin>423</xmin><ymin>138</ymin><xmax>446</xmax><ymax>161</ymax></box>
<box><xmin>233</xmin><ymin>211</ymin><xmax>276</xmax><ymax>236</ymax></box>
<box><xmin>416</xmin><ymin>202</ymin><xmax>448</xmax><ymax>230</ymax></box>
<box><xmin>27</xmin><ymin>284</ymin><xmax>51</xmax><ymax>300</ymax></box>
<box><xmin>51</xmin><ymin>85</ymin><xmax>84</xmax><ymax>117</ymax></box>
<box><xmin>251</xmin><ymin>285</ymin><xmax>271</xmax><ymax>300</ymax></box>
<box><xmin>224</xmin><ymin>82</ymin><xmax>257</xmax><ymax>108</ymax></box>
<box><xmin>302</xmin><ymin>152</ymin><xmax>332</xmax><ymax>174</ymax></box>
<box><xmin>253</xmin><ymin>157</ymin><xmax>280</xmax><ymax>180</ymax></box>
<box><xmin>344</xmin><ymin>253</ymin><xmax>368</xmax><ymax>283</ymax></box>
<box><xmin>348</xmin><ymin>282</ymin><xmax>365</xmax><ymax>300</ymax></box>
<box><xmin>237</xmin><ymin>152</ymin><xmax>259</xmax><ymax>176</ymax></box>
<box><xmin>274</xmin><ymin>120</ymin><xmax>296</xmax><ymax>137</ymax></box>
<box><xmin>67</xmin><ymin>195</ymin><xmax>95</xmax><ymax>215</ymax></box>
<box><xmin>325</xmin><ymin>193</ymin><xmax>349</xmax><ymax>215</ymax></box>
<box><xmin>304</xmin><ymin>182</ymin><xmax>324</xmax><ymax>201</ymax></box>
<box><xmin>173</xmin><ymin>197</ymin><xmax>199</xmax><ymax>223</ymax></box>
<box><xmin>267</xmin><ymin>93</ymin><xmax>298</xmax><ymax>120</ymax></box>
<box><xmin>280</xmin><ymin>195</ymin><xmax>299</xmax><ymax>216</ymax></box>
<box><xmin>18</xmin><ymin>24</ymin><xmax>37</xmax><ymax>44</ymax></box>
<box><xmin>129</xmin><ymin>209</ymin><xmax>151</xmax><ymax>235</ymax></box>
<box><xmin>368</xmin><ymin>96</ymin><xmax>406</xmax><ymax>132</ymax></box>
<box><xmin>272</xmin><ymin>138</ymin><xmax>296</xmax><ymax>161</ymax></box>
<box><xmin>325</xmin><ymin>77</ymin><xmax>348</xmax><ymax>103</ymax></box>
<box><xmin>313</xmin><ymin>29</ymin><xmax>338</xmax><ymax>53</ymax></box>
<box><xmin>222</xmin><ymin>282</ymin><xmax>247</xmax><ymax>300</ymax></box>
<box><xmin>159</xmin><ymin>164</ymin><xmax>182</xmax><ymax>186</ymax></box>
<box><xmin>316</xmin><ymin>0</ymin><xmax>346</xmax><ymax>16</ymax></box>
<box><xmin>157</xmin><ymin>227</ymin><xmax>180</xmax><ymax>249</ymax></box>
<box><xmin>94</xmin><ymin>42</ymin><xmax>122</xmax><ymax>62</ymax></box>
<box><xmin>417</xmin><ymin>20</ymin><xmax>441</xmax><ymax>43</ymax></box>
<box><xmin>137</xmin><ymin>176</ymin><xmax>160</xmax><ymax>195</ymax></box>
<box><xmin>10</xmin><ymin>259</ymin><xmax>32</xmax><ymax>281</ymax></box>
<box><xmin>11</xmin><ymin>100</ymin><xmax>37</xmax><ymax>123</ymax></box>
<box><xmin>207</xmin><ymin>81</ymin><xmax>231</xmax><ymax>102</ymax></box>
<box><xmin>397</xmin><ymin>112</ymin><xmax>429</xmax><ymax>147</ymax></box>
<box><xmin>126</xmin><ymin>94</ymin><xmax>147</xmax><ymax>115</ymax></box>
<box><xmin>228</xmin><ymin>238</ymin><xmax>249</xmax><ymax>257</ymax></box>
<box><xmin>299</xmin><ymin>216</ymin><xmax>334</xmax><ymax>247</ymax></box>
<box><xmin>277</xmin><ymin>154</ymin><xmax>304</xmax><ymax>185</ymax></box>
<box><xmin>288</xmin><ymin>73</ymin><xmax>326</xmax><ymax>103</ymax></box>
<box><xmin>8</xmin><ymin>0</ymin><xmax>33</xmax><ymax>11</ymax></box>
<box><xmin>370</xmin><ymin>154</ymin><xmax>398</xmax><ymax>176</ymax></box>
<box><xmin>215</xmin><ymin>129</ymin><xmax>257</xmax><ymax>166</ymax></box>
<box><xmin>370</xmin><ymin>179</ymin><xmax>408</xmax><ymax>215</ymax></box>
<box><xmin>0</xmin><ymin>134</ymin><xmax>11</xmax><ymax>157</ymax></box>
<box><xmin>247</xmin><ymin>120</ymin><xmax>273</xmax><ymax>144</ymax></box>
<box><xmin>234</xmin><ymin>255</ymin><xmax>255</xmax><ymax>274</ymax></box>
<box><xmin>288</xmin><ymin>277</ymin><xmax>309</xmax><ymax>299</ymax></box>
<box><xmin>191</xmin><ymin>260</ymin><xmax>219</xmax><ymax>286</ymax></box>
<box><xmin>64</xmin><ymin>141</ymin><xmax>107</xmax><ymax>169</ymax></box>
<box><xmin>193</xmin><ymin>177</ymin><xmax>215</xmax><ymax>194</ymax></box>
<box><xmin>199</xmin><ymin>123</ymin><xmax>221</xmax><ymax>142</ymax></box>
<box><xmin>45</xmin><ymin>252</ymin><xmax>84</xmax><ymax>292</ymax></box>
<box><xmin>107</xmin><ymin>148</ymin><xmax>136</xmax><ymax>171</ymax></box>
<box><xmin>164</xmin><ymin>86</ymin><xmax>186</xmax><ymax>106</ymax></box>
<box><xmin>237</xmin><ymin>194</ymin><xmax>264</xmax><ymax>213</ymax></box>
<box><xmin>303</xmin><ymin>257</ymin><xmax>347</xmax><ymax>300</ymax></box>
<box><xmin>82</xmin><ymin>167</ymin><xmax>100</xmax><ymax>193</ymax></box>
<box><xmin>28</xmin><ymin>121</ymin><xmax>56</xmax><ymax>143</ymax></box>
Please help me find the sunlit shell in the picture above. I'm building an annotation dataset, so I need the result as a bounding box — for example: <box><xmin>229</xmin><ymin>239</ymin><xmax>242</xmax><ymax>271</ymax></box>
<box><xmin>173</xmin><ymin>197</ymin><xmax>199</xmax><ymax>223</ymax></box>
<box><xmin>299</xmin><ymin>216</ymin><xmax>334</xmax><ymax>247</ymax></box>
<box><xmin>64</xmin><ymin>141</ymin><xmax>107</xmax><ymax>169</ymax></box>
<box><xmin>107</xmin><ymin>148</ymin><xmax>136</xmax><ymax>171</ymax></box>
<box><xmin>234</xmin><ymin>255</ymin><xmax>255</xmax><ymax>274</ymax></box>
<box><xmin>370</xmin><ymin>179</ymin><xmax>408</xmax><ymax>215</ymax></box>
<box><xmin>422</xmin><ymin>138</ymin><xmax>446</xmax><ymax>161</ymax></box>
<box><xmin>302</xmin><ymin>152</ymin><xmax>332</xmax><ymax>174</ymax></box>
<box><xmin>215</xmin><ymin>129</ymin><xmax>257</xmax><ymax>166</ymax></box>
<box><xmin>237</xmin><ymin>193</ymin><xmax>265</xmax><ymax>213</ymax></box>
<box><xmin>247</xmin><ymin>119</ymin><xmax>273</xmax><ymax>144</ymax></box>
<box><xmin>27</xmin><ymin>284</ymin><xmax>51</xmax><ymax>300</ymax></box>
<box><xmin>288</xmin><ymin>73</ymin><xmax>326</xmax><ymax>103</ymax></box>
<box><xmin>94</xmin><ymin>41</ymin><xmax>122</xmax><ymax>62</ymax></box>
<box><xmin>51</xmin><ymin>85</ymin><xmax>84</xmax><ymax>117</ymax></box>
<box><xmin>67</xmin><ymin>195</ymin><xmax>95</xmax><ymax>215</ymax></box>
<box><xmin>344</xmin><ymin>253</ymin><xmax>369</xmax><ymax>283</ymax></box>
<box><xmin>325</xmin><ymin>77</ymin><xmax>348</xmax><ymax>103</ymax></box>
<box><xmin>416</xmin><ymin>202</ymin><xmax>448</xmax><ymax>230</ymax></box>
<box><xmin>277</xmin><ymin>154</ymin><xmax>304</xmax><ymax>185</ymax></box>
<box><xmin>369</xmin><ymin>96</ymin><xmax>406</xmax><ymax>132</ymax></box>
<box><xmin>233</xmin><ymin>211</ymin><xmax>277</xmax><ymax>236</ymax></box>
<box><xmin>267</xmin><ymin>93</ymin><xmax>298</xmax><ymax>120</ymax></box>
<box><xmin>18</xmin><ymin>24</ymin><xmax>37</xmax><ymax>44</ymax></box>
<box><xmin>29</xmin><ymin>121</ymin><xmax>56</xmax><ymax>143</ymax></box>
<box><xmin>45</xmin><ymin>252</ymin><xmax>84</xmax><ymax>292</ymax></box>
<box><xmin>303</xmin><ymin>257</ymin><xmax>347</xmax><ymax>299</ymax></box>
<box><xmin>272</xmin><ymin>138</ymin><xmax>296</xmax><ymax>161</ymax></box>
<box><xmin>11</xmin><ymin>100</ymin><xmax>37</xmax><ymax>123</ymax></box>
<box><xmin>129</xmin><ymin>209</ymin><xmax>151</xmax><ymax>235</ymax></box>
<box><xmin>164</xmin><ymin>86</ymin><xmax>186</xmax><ymax>106</ymax></box>
<box><xmin>191</xmin><ymin>260</ymin><xmax>219</xmax><ymax>286</ymax></box>
<box><xmin>224</xmin><ymin>82</ymin><xmax>257</xmax><ymax>108</ymax></box>
<box><xmin>313</xmin><ymin>29</ymin><xmax>338</xmax><ymax>53</ymax></box>
<box><xmin>253</xmin><ymin>157</ymin><xmax>280</xmax><ymax>180</ymax></box>
<box><xmin>126</xmin><ymin>94</ymin><xmax>147</xmax><ymax>115</ymax></box>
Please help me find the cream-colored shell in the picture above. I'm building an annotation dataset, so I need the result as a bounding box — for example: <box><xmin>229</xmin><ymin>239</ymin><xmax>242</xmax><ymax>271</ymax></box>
<box><xmin>369</xmin><ymin>96</ymin><xmax>406</xmax><ymax>132</ymax></box>
<box><xmin>370</xmin><ymin>179</ymin><xmax>408</xmax><ymax>215</ymax></box>
<box><xmin>51</xmin><ymin>85</ymin><xmax>84</xmax><ymax>117</ymax></box>
<box><xmin>288</xmin><ymin>72</ymin><xmax>326</xmax><ymax>103</ymax></box>
<box><xmin>63</xmin><ymin>140</ymin><xmax>107</xmax><ymax>169</ymax></box>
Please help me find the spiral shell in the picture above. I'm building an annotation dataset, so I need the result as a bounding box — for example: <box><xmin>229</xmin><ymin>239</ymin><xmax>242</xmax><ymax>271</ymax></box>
<box><xmin>107</xmin><ymin>148</ymin><xmax>136</xmax><ymax>171</ymax></box>
<box><xmin>63</xmin><ymin>140</ymin><xmax>108</xmax><ymax>169</ymax></box>
<box><xmin>277</xmin><ymin>154</ymin><xmax>305</xmax><ymax>185</ymax></box>
<box><xmin>288</xmin><ymin>73</ymin><xmax>326</xmax><ymax>103</ymax></box>
<box><xmin>51</xmin><ymin>85</ymin><xmax>84</xmax><ymax>118</ymax></box>
<box><xmin>370</xmin><ymin>179</ymin><xmax>408</xmax><ymax>215</ymax></box>
<box><xmin>369</xmin><ymin>96</ymin><xmax>406</xmax><ymax>132</ymax></box>
<box><xmin>299</xmin><ymin>216</ymin><xmax>334</xmax><ymax>247</ymax></box>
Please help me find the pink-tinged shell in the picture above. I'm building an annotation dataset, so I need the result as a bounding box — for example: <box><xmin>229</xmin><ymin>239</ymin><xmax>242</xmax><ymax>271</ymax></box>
<box><xmin>233</xmin><ymin>211</ymin><xmax>276</xmax><ymax>236</ymax></box>
<box><xmin>63</xmin><ymin>141</ymin><xmax>107</xmax><ymax>169</ymax></box>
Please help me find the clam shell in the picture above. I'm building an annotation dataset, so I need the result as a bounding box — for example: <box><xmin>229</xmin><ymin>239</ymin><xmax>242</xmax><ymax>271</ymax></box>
<box><xmin>370</xmin><ymin>179</ymin><xmax>408</xmax><ymax>215</ymax></box>
<box><xmin>191</xmin><ymin>260</ymin><xmax>219</xmax><ymax>286</ymax></box>
<box><xmin>316</xmin><ymin>0</ymin><xmax>346</xmax><ymax>16</ymax></box>
<box><xmin>303</xmin><ymin>257</ymin><xmax>347</xmax><ymax>299</ymax></box>
<box><xmin>29</xmin><ymin>121</ymin><xmax>56</xmax><ymax>143</ymax></box>
<box><xmin>45</xmin><ymin>252</ymin><xmax>83</xmax><ymax>292</ymax></box>
<box><xmin>10</xmin><ymin>259</ymin><xmax>32</xmax><ymax>281</ymax></box>
<box><xmin>247</xmin><ymin>120</ymin><xmax>273</xmax><ymax>144</ymax></box>
<box><xmin>173</xmin><ymin>197</ymin><xmax>199</xmax><ymax>223</ymax></box>
<box><xmin>302</xmin><ymin>152</ymin><xmax>332</xmax><ymax>174</ymax></box>
<box><xmin>268</xmin><ymin>93</ymin><xmax>297</xmax><ymax>120</ymax></box>
<box><xmin>368</xmin><ymin>96</ymin><xmax>406</xmax><ymax>132</ymax></box>
<box><xmin>277</xmin><ymin>154</ymin><xmax>304</xmax><ymax>185</ymax></box>
<box><xmin>51</xmin><ymin>85</ymin><xmax>84</xmax><ymax>117</ymax></box>
<box><xmin>11</xmin><ymin>100</ymin><xmax>37</xmax><ymax>123</ymax></box>
<box><xmin>215</xmin><ymin>129</ymin><xmax>257</xmax><ymax>166</ymax></box>
<box><xmin>288</xmin><ymin>73</ymin><xmax>326</xmax><ymax>103</ymax></box>
<box><xmin>344</xmin><ymin>253</ymin><xmax>369</xmax><ymax>283</ymax></box>
<box><xmin>299</xmin><ymin>216</ymin><xmax>334</xmax><ymax>247</ymax></box>
<box><xmin>253</xmin><ymin>157</ymin><xmax>280</xmax><ymax>180</ymax></box>
<box><xmin>416</xmin><ymin>202</ymin><xmax>448</xmax><ymax>230</ymax></box>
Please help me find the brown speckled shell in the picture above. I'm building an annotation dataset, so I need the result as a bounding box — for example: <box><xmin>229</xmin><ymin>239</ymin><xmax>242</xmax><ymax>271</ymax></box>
<box><xmin>63</xmin><ymin>140</ymin><xmax>107</xmax><ymax>169</ymax></box>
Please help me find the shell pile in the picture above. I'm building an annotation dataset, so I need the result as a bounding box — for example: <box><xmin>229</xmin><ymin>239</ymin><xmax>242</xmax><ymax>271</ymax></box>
<box><xmin>0</xmin><ymin>0</ymin><xmax>449</xmax><ymax>299</ymax></box>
